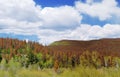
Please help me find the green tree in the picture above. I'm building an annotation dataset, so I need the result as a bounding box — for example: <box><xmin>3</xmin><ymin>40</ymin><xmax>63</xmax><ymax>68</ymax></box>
<box><xmin>27</xmin><ymin>52</ymin><xmax>38</xmax><ymax>65</ymax></box>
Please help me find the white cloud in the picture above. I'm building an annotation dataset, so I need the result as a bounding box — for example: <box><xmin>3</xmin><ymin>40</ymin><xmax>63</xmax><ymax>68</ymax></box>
<box><xmin>0</xmin><ymin>0</ymin><xmax>41</xmax><ymax>22</ymax></box>
<box><xmin>40</xmin><ymin>6</ymin><xmax>82</xmax><ymax>29</ymax></box>
<box><xmin>75</xmin><ymin>0</ymin><xmax>120</xmax><ymax>20</ymax></box>
<box><xmin>0</xmin><ymin>0</ymin><xmax>42</xmax><ymax>35</ymax></box>
<box><xmin>0</xmin><ymin>0</ymin><xmax>82</xmax><ymax>33</ymax></box>
<box><xmin>38</xmin><ymin>24</ymin><xmax>120</xmax><ymax>44</ymax></box>
<box><xmin>71</xmin><ymin>24</ymin><xmax>120</xmax><ymax>40</ymax></box>
<box><xmin>86</xmin><ymin>0</ymin><xmax>94</xmax><ymax>4</ymax></box>
<box><xmin>0</xmin><ymin>18</ymin><xmax>42</xmax><ymax>35</ymax></box>
<box><xmin>37</xmin><ymin>29</ymin><xmax>71</xmax><ymax>44</ymax></box>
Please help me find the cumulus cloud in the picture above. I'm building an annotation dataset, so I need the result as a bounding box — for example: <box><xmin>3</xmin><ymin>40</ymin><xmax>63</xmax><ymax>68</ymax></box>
<box><xmin>0</xmin><ymin>0</ymin><xmax>42</xmax><ymax>35</ymax></box>
<box><xmin>38</xmin><ymin>24</ymin><xmax>120</xmax><ymax>44</ymax></box>
<box><xmin>0</xmin><ymin>0</ymin><xmax>82</xmax><ymax>33</ymax></box>
<box><xmin>75</xmin><ymin>0</ymin><xmax>120</xmax><ymax>21</ymax></box>
<box><xmin>38</xmin><ymin>29</ymin><xmax>72</xmax><ymax>44</ymax></box>
<box><xmin>40</xmin><ymin>6</ymin><xmax>82</xmax><ymax>29</ymax></box>
<box><xmin>70</xmin><ymin>24</ymin><xmax>120</xmax><ymax>40</ymax></box>
<box><xmin>0</xmin><ymin>0</ymin><xmax>41</xmax><ymax>22</ymax></box>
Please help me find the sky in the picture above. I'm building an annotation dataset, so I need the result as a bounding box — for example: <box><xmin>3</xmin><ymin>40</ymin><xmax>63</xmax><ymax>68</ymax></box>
<box><xmin>0</xmin><ymin>0</ymin><xmax>120</xmax><ymax>44</ymax></box>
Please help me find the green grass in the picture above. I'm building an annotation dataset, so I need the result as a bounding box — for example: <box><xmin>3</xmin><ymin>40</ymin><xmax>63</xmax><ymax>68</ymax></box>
<box><xmin>0</xmin><ymin>66</ymin><xmax>120</xmax><ymax>77</ymax></box>
<box><xmin>49</xmin><ymin>41</ymin><xmax>70</xmax><ymax>46</ymax></box>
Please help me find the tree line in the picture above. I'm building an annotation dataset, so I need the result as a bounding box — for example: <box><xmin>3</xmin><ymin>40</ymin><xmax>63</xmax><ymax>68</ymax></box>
<box><xmin>0</xmin><ymin>38</ymin><xmax>120</xmax><ymax>72</ymax></box>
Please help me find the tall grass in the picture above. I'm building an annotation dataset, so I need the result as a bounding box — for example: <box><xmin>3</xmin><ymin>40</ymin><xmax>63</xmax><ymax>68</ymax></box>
<box><xmin>0</xmin><ymin>66</ymin><xmax>120</xmax><ymax>77</ymax></box>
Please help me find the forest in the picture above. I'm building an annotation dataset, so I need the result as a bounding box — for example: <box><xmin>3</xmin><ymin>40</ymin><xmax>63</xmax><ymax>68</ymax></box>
<box><xmin>0</xmin><ymin>38</ymin><xmax>120</xmax><ymax>77</ymax></box>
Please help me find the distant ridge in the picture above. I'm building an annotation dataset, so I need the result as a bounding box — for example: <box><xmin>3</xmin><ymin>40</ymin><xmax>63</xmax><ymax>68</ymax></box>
<box><xmin>48</xmin><ymin>38</ymin><xmax>120</xmax><ymax>56</ymax></box>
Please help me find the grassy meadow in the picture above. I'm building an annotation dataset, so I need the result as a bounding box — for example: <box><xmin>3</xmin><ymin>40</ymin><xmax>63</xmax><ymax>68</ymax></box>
<box><xmin>0</xmin><ymin>65</ymin><xmax>120</xmax><ymax>77</ymax></box>
<box><xmin>0</xmin><ymin>58</ymin><xmax>120</xmax><ymax>77</ymax></box>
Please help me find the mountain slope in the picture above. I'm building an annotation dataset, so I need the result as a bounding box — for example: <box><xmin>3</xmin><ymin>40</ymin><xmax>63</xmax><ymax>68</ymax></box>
<box><xmin>48</xmin><ymin>38</ymin><xmax>120</xmax><ymax>56</ymax></box>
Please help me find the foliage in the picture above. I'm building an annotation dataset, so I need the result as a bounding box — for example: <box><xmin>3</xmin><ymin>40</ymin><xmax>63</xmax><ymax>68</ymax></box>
<box><xmin>0</xmin><ymin>38</ymin><xmax>120</xmax><ymax>70</ymax></box>
<box><xmin>27</xmin><ymin>52</ymin><xmax>39</xmax><ymax>65</ymax></box>
<box><xmin>1</xmin><ymin>38</ymin><xmax>120</xmax><ymax>76</ymax></box>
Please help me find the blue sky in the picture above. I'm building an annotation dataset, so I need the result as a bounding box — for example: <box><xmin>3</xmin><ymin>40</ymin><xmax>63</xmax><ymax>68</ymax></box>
<box><xmin>0</xmin><ymin>33</ymin><xmax>38</xmax><ymax>42</ymax></box>
<box><xmin>34</xmin><ymin>0</ymin><xmax>78</xmax><ymax>7</ymax></box>
<box><xmin>0</xmin><ymin>0</ymin><xmax>120</xmax><ymax>44</ymax></box>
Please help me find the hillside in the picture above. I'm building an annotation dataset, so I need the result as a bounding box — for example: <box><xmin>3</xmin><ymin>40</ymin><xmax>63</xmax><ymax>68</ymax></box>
<box><xmin>1</xmin><ymin>38</ymin><xmax>120</xmax><ymax>57</ymax></box>
<box><xmin>48</xmin><ymin>38</ymin><xmax>120</xmax><ymax>56</ymax></box>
